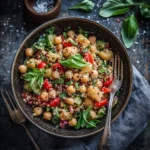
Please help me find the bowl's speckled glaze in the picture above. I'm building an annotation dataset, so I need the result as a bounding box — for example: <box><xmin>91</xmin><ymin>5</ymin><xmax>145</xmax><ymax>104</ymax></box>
<box><xmin>11</xmin><ymin>17</ymin><xmax>132</xmax><ymax>138</ymax></box>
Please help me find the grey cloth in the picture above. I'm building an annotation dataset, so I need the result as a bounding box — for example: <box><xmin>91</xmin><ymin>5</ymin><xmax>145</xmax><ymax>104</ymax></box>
<box><xmin>37</xmin><ymin>65</ymin><xmax>150</xmax><ymax>150</ymax></box>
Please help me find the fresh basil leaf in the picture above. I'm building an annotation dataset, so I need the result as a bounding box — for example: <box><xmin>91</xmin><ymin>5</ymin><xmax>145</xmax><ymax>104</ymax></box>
<box><xmin>121</xmin><ymin>14</ymin><xmax>138</xmax><ymax>48</ymax></box>
<box><xmin>78</xmin><ymin>27</ymin><xmax>89</xmax><ymax>38</ymax></box>
<box><xmin>68</xmin><ymin>0</ymin><xmax>95</xmax><ymax>12</ymax></box>
<box><xmin>46</xmin><ymin>27</ymin><xmax>55</xmax><ymax>34</ymax></box>
<box><xmin>60</xmin><ymin>54</ymin><xmax>88</xmax><ymax>69</ymax></box>
<box><xmin>66</xmin><ymin>80</ymin><xmax>73</xmax><ymax>85</ymax></box>
<box><xmin>140</xmin><ymin>3</ymin><xmax>150</xmax><ymax>19</ymax></box>
<box><xmin>63</xmin><ymin>32</ymin><xmax>67</xmax><ymax>38</ymax></box>
<box><xmin>99</xmin><ymin>0</ymin><xmax>143</xmax><ymax>18</ymax></box>
<box><xmin>54</xmin><ymin>78</ymin><xmax>64</xmax><ymax>85</ymax></box>
<box><xmin>51</xmin><ymin>115</ymin><xmax>60</xmax><ymax>125</ymax></box>
<box><xmin>23</xmin><ymin>68</ymin><xmax>45</xmax><ymax>94</ymax></box>
<box><xmin>86</xmin><ymin>119</ymin><xmax>101</xmax><ymax>128</ymax></box>
<box><xmin>59</xmin><ymin>92</ymin><xmax>67</xmax><ymax>99</ymax></box>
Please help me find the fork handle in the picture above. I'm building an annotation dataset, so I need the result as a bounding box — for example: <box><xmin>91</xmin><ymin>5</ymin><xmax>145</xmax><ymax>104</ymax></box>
<box><xmin>22</xmin><ymin>124</ymin><xmax>40</xmax><ymax>150</ymax></box>
<box><xmin>98</xmin><ymin>94</ymin><xmax>115</xmax><ymax>150</ymax></box>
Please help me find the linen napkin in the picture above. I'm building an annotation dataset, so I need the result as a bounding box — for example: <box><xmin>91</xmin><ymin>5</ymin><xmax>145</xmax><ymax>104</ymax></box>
<box><xmin>32</xmin><ymin>65</ymin><xmax>150</xmax><ymax>150</ymax></box>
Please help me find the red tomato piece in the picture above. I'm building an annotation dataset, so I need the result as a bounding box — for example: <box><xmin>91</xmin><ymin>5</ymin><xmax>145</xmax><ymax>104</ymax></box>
<box><xmin>22</xmin><ymin>92</ymin><xmax>27</xmax><ymax>99</ymax></box>
<box><xmin>37</xmin><ymin>62</ymin><xmax>46</xmax><ymax>69</ymax></box>
<box><xmin>103</xmin><ymin>76</ymin><xmax>113</xmax><ymax>87</ymax></box>
<box><xmin>62</xmin><ymin>41</ymin><xmax>72</xmax><ymax>48</ymax></box>
<box><xmin>50</xmin><ymin>97</ymin><xmax>60</xmax><ymax>107</ymax></box>
<box><xmin>102</xmin><ymin>87</ymin><xmax>111</xmax><ymax>93</ymax></box>
<box><xmin>52</xmin><ymin>63</ymin><xmax>64</xmax><ymax>72</ymax></box>
<box><xmin>43</xmin><ymin>79</ymin><xmax>52</xmax><ymax>90</ymax></box>
<box><xmin>84</xmin><ymin>52</ymin><xmax>94</xmax><ymax>64</ymax></box>
<box><xmin>94</xmin><ymin>99</ymin><xmax>108</xmax><ymax>107</ymax></box>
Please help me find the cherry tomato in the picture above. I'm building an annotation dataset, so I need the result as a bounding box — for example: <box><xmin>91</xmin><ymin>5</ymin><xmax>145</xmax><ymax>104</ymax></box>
<box><xmin>94</xmin><ymin>99</ymin><xmax>108</xmax><ymax>107</ymax></box>
<box><xmin>62</xmin><ymin>41</ymin><xmax>72</xmax><ymax>48</ymax></box>
<box><xmin>37</xmin><ymin>62</ymin><xmax>46</xmax><ymax>69</ymax></box>
<box><xmin>43</xmin><ymin>79</ymin><xmax>52</xmax><ymax>90</ymax></box>
<box><xmin>103</xmin><ymin>76</ymin><xmax>113</xmax><ymax>87</ymax></box>
<box><xmin>50</xmin><ymin>97</ymin><xmax>60</xmax><ymax>107</ymax></box>
<box><xmin>84</xmin><ymin>52</ymin><xmax>94</xmax><ymax>64</ymax></box>
<box><xmin>52</xmin><ymin>63</ymin><xmax>64</xmax><ymax>72</ymax></box>
<box><xmin>102</xmin><ymin>87</ymin><xmax>111</xmax><ymax>93</ymax></box>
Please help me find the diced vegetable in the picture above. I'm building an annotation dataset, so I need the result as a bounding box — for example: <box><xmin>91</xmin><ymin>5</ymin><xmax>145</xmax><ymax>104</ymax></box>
<box><xmin>74</xmin><ymin>96</ymin><xmax>82</xmax><ymax>105</ymax></box>
<box><xmin>96</xmin><ymin>40</ymin><xmax>105</xmax><ymax>50</ymax></box>
<box><xmin>47</xmin><ymin>34</ymin><xmax>56</xmax><ymax>47</ymax></box>
<box><xmin>94</xmin><ymin>99</ymin><xmax>108</xmax><ymax>108</ymax></box>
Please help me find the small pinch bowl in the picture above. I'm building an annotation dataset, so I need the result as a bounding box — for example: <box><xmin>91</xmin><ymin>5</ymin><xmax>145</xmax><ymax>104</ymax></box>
<box><xmin>11</xmin><ymin>17</ymin><xmax>132</xmax><ymax>138</ymax></box>
<box><xmin>24</xmin><ymin>0</ymin><xmax>62</xmax><ymax>24</ymax></box>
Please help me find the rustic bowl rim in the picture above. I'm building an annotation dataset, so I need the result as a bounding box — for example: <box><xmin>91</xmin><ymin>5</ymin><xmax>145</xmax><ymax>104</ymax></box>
<box><xmin>11</xmin><ymin>17</ymin><xmax>133</xmax><ymax>138</ymax></box>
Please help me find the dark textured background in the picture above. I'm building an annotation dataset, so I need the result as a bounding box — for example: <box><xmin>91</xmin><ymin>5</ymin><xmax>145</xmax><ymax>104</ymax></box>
<box><xmin>0</xmin><ymin>0</ymin><xmax>150</xmax><ymax>149</ymax></box>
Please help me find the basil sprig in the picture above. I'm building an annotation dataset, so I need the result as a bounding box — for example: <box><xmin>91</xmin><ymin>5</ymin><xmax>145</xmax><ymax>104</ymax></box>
<box><xmin>60</xmin><ymin>54</ymin><xmax>88</xmax><ymax>69</ymax></box>
<box><xmin>23</xmin><ymin>68</ymin><xmax>45</xmax><ymax>94</ymax></box>
<box><xmin>99</xmin><ymin>0</ymin><xmax>145</xmax><ymax>18</ymax></box>
<box><xmin>121</xmin><ymin>14</ymin><xmax>138</xmax><ymax>48</ymax></box>
<box><xmin>75</xmin><ymin>106</ymin><xmax>101</xmax><ymax>129</ymax></box>
<box><xmin>140</xmin><ymin>3</ymin><xmax>150</xmax><ymax>19</ymax></box>
<box><xmin>68</xmin><ymin>0</ymin><xmax>95</xmax><ymax>12</ymax></box>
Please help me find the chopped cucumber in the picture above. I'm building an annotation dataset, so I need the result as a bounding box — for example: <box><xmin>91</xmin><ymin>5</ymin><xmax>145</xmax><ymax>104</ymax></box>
<box><xmin>47</xmin><ymin>34</ymin><xmax>56</xmax><ymax>47</ymax></box>
<box><xmin>74</xmin><ymin>96</ymin><xmax>82</xmax><ymax>105</ymax></box>
<box><xmin>96</xmin><ymin>40</ymin><xmax>105</xmax><ymax>50</ymax></box>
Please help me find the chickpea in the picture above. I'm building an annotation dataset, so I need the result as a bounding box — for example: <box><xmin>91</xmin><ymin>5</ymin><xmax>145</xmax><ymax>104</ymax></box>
<box><xmin>65</xmin><ymin>70</ymin><xmax>73</xmax><ymax>79</ymax></box>
<box><xmin>49</xmin><ymin>90</ymin><xmax>57</xmax><ymax>98</ymax></box>
<box><xmin>43</xmin><ymin>111</ymin><xmax>52</xmax><ymax>120</ymax></box>
<box><xmin>81</xmin><ymin>64</ymin><xmax>92</xmax><ymax>74</ymax></box>
<box><xmin>60</xmin><ymin>111</ymin><xmax>71</xmax><ymax>121</ymax></box>
<box><xmin>87</xmin><ymin>86</ymin><xmax>102</xmax><ymax>102</ymax></box>
<box><xmin>80</xmin><ymin>74</ymin><xmax>89</xmax><ymax>83</ymax></box>
<box><xmin>69</xmin><ymin>118</ymin><xmax>77</xmax><ymax>127</ymax></box>
<box><xmin>79</xmin><ymin>85</ymin><xmax>86</xmax><ymax>93</ymax></box>
<box><xmin>56</xmin><ymin>44</ymin><xmax>63</xmax><ymax>50</ymax></box>
<box><xmin>98</xmin><ymin>49</ymin><xmax>113</xmax><ymax>61</ymax></box>
<box><xmin>67</xmin><ymin>85</ymin><xmax>76</xmax><ymax>95</ymax></box>
<box><xmin>25</xmin><ymin>48</ymin><xmax>33</xmax><ymax>57</ymax></box>
<box><xmin>96</xmin><ymin>80</ymin><xmax>103</xmax><ymax>88</ymax></box>
<box><xmin>67</xmin><ymin>30</ymin><xmax>75</xmax><ymax>39</ymax></box>
<box><xmin>54</xmin><ymin>36</ymin><xmax>62</xmax><ymax>45</ymax></box>
<box><xmin>90</xmin><ymin>45</ymin><xmax>97</xmax><ymax>53</ymax></box>
<box><xmin>51</xmin><ymin>71</ymin><xmax>60</xmax><ymax>79</ymax></box>
<box><xmin>88</xmin><ymin>36</ymin><xmax>96</xmax><ymax>44</ymax></box>
<box><xmin>60</xmin><ymin>101</ymin><xmax>65</xmax><ymax>108</ymax></box>
<box><xmin>26</xmin><ymin>58</ymin><xmax>36</xmax><ymax>68</ymax></box>
<box><xmin>62</xmin><ymin>46</ymin><xmax>78</xmax><ymax>57</ymax></box>
<box><xmin>90</xmin><ymin>70</ymin><xmax>98</xmax><ymax>78</ymax></box>
<box><xmin>40</xmin><ymin>91</ymin><xmax>49</xmax><ymax>101</ymax></box>
<box><xmin>18</xmin><ymin>65</ymin><xmax>27</xmax><ymax>73</ymax></box>
<box><xmin>73</xmin><ymin>73</ymin><xmax>80</xmax><ymax>81</ymax></box>
<box><xmin>65</xmin><ymin>97</ymin><xmax>74</xmax><ymax>105</ymax></box>
<box><xmin>84</xmin><ymin>97</ymin><xmax>93</xmax><ymax>108</ymax></box>
<box><xmin>90</xmin><ymin>110</ymin><xmax>97</xmax><ymax>119</ymax></box>
<box><xmin>45</xmin><ymin>68</ymin><xmax>52</xmax><ymax>77</ymax></box>
<box><xmin>33</xmin><ymin>107</ymin><xmax>43</xmax><ymax>116</ymax></box>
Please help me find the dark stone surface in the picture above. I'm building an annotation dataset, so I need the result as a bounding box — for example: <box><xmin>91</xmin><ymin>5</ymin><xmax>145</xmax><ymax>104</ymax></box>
<box><xmin>0</xmin><ymin>0</ymin><xmax>150</xmax><ymax>150</ymax></box>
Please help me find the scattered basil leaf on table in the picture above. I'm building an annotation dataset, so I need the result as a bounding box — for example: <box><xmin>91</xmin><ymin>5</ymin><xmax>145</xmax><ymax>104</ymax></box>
<box><xmin>99</xmin><ymin>0</ymin><xmax>144</xmax><ymax>18</ymax></box>
<box><xmin>121</xmin><ymin>14</ymin><xmax>138</xmax><ymax>48</ymax></box>
<box><xmin>140</xmin><ymin>3</ymin><xmax>150</xmax><ymax>19</ymax></box>
<box><xmin>60</xmin><ymin>54</ymin><xmax>88</xmax><ymax>69</ymax></box>
<box><xmin>68</xmin><ymin>0</ymin><xmax>95</xmax><ymax>12</ymax></box>
<box><xmin>23</xmin><ymin>68</ymin><xmax>45</xmax><ymax>94</ymax></box>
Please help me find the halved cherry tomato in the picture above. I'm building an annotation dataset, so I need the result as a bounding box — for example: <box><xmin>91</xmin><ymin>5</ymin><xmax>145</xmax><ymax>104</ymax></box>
<box><xmin>52</xmin><ymin>63</ymin><xmax>64</xmax><ymax>72</ymax></box>
<box><xmin>84</xmin><ymin>52</ymin><xmax>94</xmax><ymax>64</ymax></box>
<box><xmin>43</xmin><ymin>79</ymin><xmax>52</xmax><ymax>90</ymax></box>
<box><xmin>62</xmin><ymin>41</ymin><xmax>72</xmax><ymax>48</ymax></box>
<box><xmin>102</xmin><ymin>87</ymin><xmax>111</xmax><ymax>93</ymax></box>
<box><xmin>94</xmin><ymin>99</ymin><xmax>108</xmax><ymax>107</ymax></box>
<box><xmin>50</xmin><ymin>97</ymin><xmax>60</xmax><ymax>107</ymax></box>
<box><xmin>37</xmin><ymin>62</ymin><xmax>46</xmax><ymax>69</ymax></box>
<box><xmin>103</xmin><ymin>76</ymin><xmax>113</xmax><ymax>87</ymax></box>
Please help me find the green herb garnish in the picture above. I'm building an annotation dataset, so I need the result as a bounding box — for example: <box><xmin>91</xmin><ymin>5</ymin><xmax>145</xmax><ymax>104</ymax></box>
<box><xmin>68</xmin><ymin>0</ymin><xmax>95</xmax><ymax>12</ymax></box>
<box><xmin>59</xmin><ymin>92</ymin><xmax>67</xmax><ymax>99</ymax></box>
<box><xmin>23</xmin><ymin>68</ymin><xmax>45</xmax><ymax>94</ymax></box>
<box><xmin>60</xmin><ymin>54</ymin><xmax>88</xmax><ymax>69</ymax></box>
<box><xmin>121</xmin><ymin>14</ymin><xmax>138</xmax><ymax>48</ymax></box>
<box><xmin>54</xmin><ymin>78</ymin><xmax>64</xmax><ymax>85</ymax></box>
<box><xmin>78</xmin><ymin>27</ymin><xmax>89</xmax><ymax>38</ymax></box>
<box><xmin>46</xmin><ymin>27</ymin><xmax>55</xmax><ymax>34</ymax></box>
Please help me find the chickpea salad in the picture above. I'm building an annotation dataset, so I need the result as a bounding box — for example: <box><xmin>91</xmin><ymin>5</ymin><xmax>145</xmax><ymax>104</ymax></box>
<box><xmin>18</xmin><ymin>27</ymin><xmax>119</xmax><ymax>129</ymax></box>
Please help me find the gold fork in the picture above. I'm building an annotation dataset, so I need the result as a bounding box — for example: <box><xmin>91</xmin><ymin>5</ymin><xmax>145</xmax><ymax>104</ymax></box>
<box><xmin>98</xmin><ymin>54</ymin><xmax>123</xmax><ymax>150</ymax></box>
<box><xmin>1</xmin><ymin>90</ymin><xmax>40</xmax><ymax>150</ymax></box>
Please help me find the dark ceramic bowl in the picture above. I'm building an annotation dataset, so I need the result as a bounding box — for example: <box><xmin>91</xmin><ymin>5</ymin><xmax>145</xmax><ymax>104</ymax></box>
<box><xmin>11</xmin><ymin>17</ymin><xmax>132</xmax><ymax>138</ymax></box>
